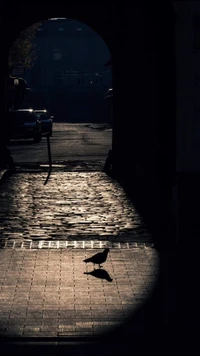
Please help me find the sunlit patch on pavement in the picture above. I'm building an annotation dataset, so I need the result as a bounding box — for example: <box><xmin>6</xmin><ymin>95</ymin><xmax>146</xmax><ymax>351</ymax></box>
<box><xmin>0</xmin><ymin>172</ymin><xmax>152</xmax><ymax>242</ymax></box>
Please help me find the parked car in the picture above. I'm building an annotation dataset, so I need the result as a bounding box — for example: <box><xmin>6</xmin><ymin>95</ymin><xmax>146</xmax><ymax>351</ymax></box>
<box><xmin>34</xmin><ymin>109</ymin><xmax>53</xmax><ymax>136</ymax></box>
<box><xmin>7</xmin><ymin>109</ymin><xmax>42</xmax><ymax>143</ymax></box>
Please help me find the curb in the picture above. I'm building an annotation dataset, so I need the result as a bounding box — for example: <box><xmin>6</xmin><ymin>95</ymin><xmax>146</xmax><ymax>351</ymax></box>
<box><xmin>0</xmin><ymin>239</ymin><xmax>155</xmax><ymax>250</ymax></box>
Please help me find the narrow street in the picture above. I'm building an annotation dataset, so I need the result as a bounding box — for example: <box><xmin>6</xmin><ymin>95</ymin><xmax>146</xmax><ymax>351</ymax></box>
<box><xmin>8</xmin><ymin>122</ymin><xmax>112</xmax><ymax>166</ymax></box>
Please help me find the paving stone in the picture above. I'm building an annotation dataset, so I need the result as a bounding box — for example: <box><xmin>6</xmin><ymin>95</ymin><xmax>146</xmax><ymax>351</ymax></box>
<box><xmin>0</xmin><ymin>247</ymin><xmax>159</xmax><ymax>337</ymax></box>
<box><xmin>0</xmin><ymin>172</ymin><xmax>153</xmax><ymax>243</ymax></box>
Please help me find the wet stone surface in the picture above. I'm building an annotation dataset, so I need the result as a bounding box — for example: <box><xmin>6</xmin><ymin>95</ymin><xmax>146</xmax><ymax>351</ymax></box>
<box><xmin>0</xmin><ymin>172</ymin><xmax>152</xmax><ymax>244</ymax></box>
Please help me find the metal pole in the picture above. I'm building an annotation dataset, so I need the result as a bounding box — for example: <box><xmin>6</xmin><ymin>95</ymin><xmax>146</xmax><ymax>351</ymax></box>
<box><xmin>47</xmin><ymin>134</ymin><xmax>52</xmax><ymax>169</ymax></box>
<box><xmin>44</xmin><ymin>134</ymin><xmax>52</xmax><ymax>185</ymax></box>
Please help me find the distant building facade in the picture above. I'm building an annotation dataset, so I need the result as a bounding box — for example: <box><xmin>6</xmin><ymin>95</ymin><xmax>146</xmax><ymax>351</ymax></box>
<box><xmin>24</xmin><ymin>18</ymin><xmax>112</xmax><ymax>122</ymax></box>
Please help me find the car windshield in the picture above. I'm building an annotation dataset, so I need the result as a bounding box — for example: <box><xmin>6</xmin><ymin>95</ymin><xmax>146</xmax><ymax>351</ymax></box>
<box><xmin>35</xmin><ymin>112</ymin><xmax>48</xmax><ymax>119</ymax></box>
<box><xmin>9</xmin><ymin>111</ymin><xmax>36</xmax><ymax>123</ymax></box>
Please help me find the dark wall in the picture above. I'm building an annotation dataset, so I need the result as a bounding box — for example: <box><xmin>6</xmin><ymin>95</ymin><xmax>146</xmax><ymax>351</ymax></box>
<box><xmin>111</xmin><ymin>4</ymin><xmax>176</xmax><ymax>247</ymax></box>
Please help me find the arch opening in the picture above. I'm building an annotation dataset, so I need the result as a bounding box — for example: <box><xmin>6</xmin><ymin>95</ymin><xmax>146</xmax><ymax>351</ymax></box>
<box><xmin>6</xmin><ymin>17</ymin><xmax>113</xmax><ymax>170</ymax></box>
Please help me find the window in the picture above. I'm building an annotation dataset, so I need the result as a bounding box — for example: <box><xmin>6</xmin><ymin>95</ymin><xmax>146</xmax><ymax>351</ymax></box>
<box><xmin>58</xmin><ymin>28</ymin><xmax>64</xmax><ymax>31</ymax></box>
<box><xmin>53</xmin><ymin>49</ymin><xmax>62</xmax><ymax>60</ymax></box>
<box><xmin>78</xmin><ymin>75</ymin><xmax>84</xmax><ymax>84</ymax></box>
<box><xmin>95</xmin><ymin>73</ymin><xmax>100</xmax><ymax>84</ymax></box>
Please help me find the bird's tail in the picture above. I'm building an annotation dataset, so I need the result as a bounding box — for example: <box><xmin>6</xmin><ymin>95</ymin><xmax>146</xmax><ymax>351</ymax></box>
<box><xmin>83</xmin><ymin>258</ymin><xmax>90</xmax><ymax>263</ymax></box>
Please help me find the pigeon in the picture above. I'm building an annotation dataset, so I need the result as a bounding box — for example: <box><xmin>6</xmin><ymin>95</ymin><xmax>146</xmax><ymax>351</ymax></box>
<box><xmin>84</xmin><ymin>268</ymin><xmax>113</xmax><ymax>282</ymax></box>
<box><xmin>83</xmin><ymin>248</ymin><xmax>109</xmax><ymax>268</ymax></box>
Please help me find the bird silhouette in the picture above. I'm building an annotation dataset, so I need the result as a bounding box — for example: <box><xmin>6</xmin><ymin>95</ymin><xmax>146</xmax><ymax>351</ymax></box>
<box><xmin>83</xmin><ymin>248</ymin><xmax>109</xmax><ymax>268</ymax></box>
<box><xmin>84</xmin><ymin>268</ymin><xmax>113</xmax><ymax>282</ymax></box>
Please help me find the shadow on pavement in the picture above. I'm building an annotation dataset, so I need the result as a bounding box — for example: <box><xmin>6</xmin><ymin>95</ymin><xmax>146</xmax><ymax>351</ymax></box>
<box><xmin>84</xmin><ymin>268</ymin><xmax>113</xmax><ymax>282</ymax></box>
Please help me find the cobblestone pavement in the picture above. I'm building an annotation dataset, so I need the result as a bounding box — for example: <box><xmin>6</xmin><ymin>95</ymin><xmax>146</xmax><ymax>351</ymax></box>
<box><xmin>0</xmin><ymin>172</ymin><xmax>152</xmax><ymax>244</ymax></box>
<box><xmin>0</xmin><ymin>171</ymin><xmax>159</xmax><ymax>338</ymax></box>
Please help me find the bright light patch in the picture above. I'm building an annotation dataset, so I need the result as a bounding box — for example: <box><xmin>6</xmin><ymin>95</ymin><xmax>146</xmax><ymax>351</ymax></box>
<box><xmin>49</xmin><ymin>17</ymin><xmax>67</xmax><ymax>20</ymax></box>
